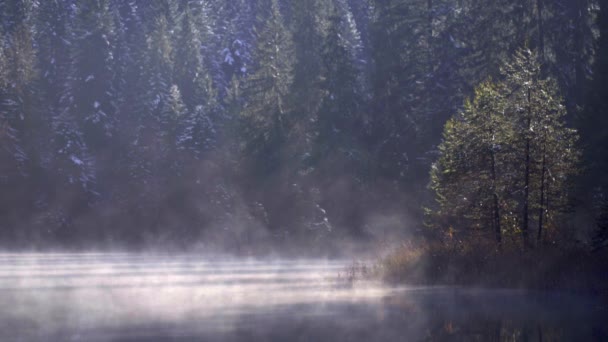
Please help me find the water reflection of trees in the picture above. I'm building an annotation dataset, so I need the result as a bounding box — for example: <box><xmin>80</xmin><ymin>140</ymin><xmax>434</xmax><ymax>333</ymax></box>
<box><xmin>426</xmin><ymin>319</ymin><xmax>565</xmax><ymax>341</ymax></box>
<box><xmin>377</xmin><ymin>291</ymin><xmax>603</xmax><ymax>342</ymax></box>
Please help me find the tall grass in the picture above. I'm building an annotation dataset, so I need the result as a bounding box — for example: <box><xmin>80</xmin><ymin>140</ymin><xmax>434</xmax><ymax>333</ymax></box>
<box><xmin>381</xmin><ymin>240</ymin><xmax>608</xmax><ymax>295</ymax></box>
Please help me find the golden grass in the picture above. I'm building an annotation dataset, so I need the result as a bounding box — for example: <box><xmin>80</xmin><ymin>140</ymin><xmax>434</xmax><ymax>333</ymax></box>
<box><xmin>380</xmin><ymin>240</ymin><xmax>608</xmax><ymax>295</ymax></box>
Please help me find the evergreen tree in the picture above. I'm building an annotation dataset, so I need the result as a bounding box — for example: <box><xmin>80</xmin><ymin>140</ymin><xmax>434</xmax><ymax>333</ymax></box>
<box><xmin>369</xmin><ymin>0</ymin><xmax>433</xmax><ymax>183</ymax></box>
<box><xmin>594</xmin><ymin>197</ymin><xmax>608</xmax><ymax>250</ymax></box>
<box><xmin>1</xmin><ymin>18</ymin><xmax>37</xmax><ymax>178</ymax></box>
<box><xmin>290</xmin><ymin>0</ymin><xmax>330</xmax><ymax>128</ymax></box>
<box><xmin>35</xmin><ymin>0</ymin><xmax>98</xmax><ymax>239</ymax></box>
<box><xmin>173</xmin><ymin>2</ymin><xmax>219</xmax><ymax>156</ymax></box>
<box><xmin>112</xmin><ymin>0</ymin><xmax>151</xmax><ymax>202</ymax></box>
<box><xmin>173</xmin><ymin>2</ymin><xmax>207</xmax><ymax>110</ymax></box>
<box><xmin>160</xmin><ymin>84</ymin><xmax>186</xmax><ymax>169</ymax></box>
<box><xmin>429</xmin><ymin>80</ymin><xmax>509</xmax><ymax>243</ymax></box>
<box><xmin>50</xmin><ymin>0</ymin><xmax>97</xmax><ymax>196</ymax></box>
<box><xmin>0</xmin><ymin>0</ymin><xmax>35</xmax><ymax>33</ymax></box>
<box><xmin>213</xmin><ymin>0</ymin><xmax>254</xmax><ymax>83</ymax></box>
<box><xmin>503</xmin><ymin>48</ymin><xmax>579</xmax><ymax>247</ymax></box>
<box><xmin>240</xmin><ymin>0</ymin><xmax>294</xmax><ymax>165</ymax></box>
<box><xmin>68</xmin><ymin>0</ymin><xmax>117</xmax><ymax>150</ymax></box>
<box><xmin>542</xmin><ymin>0</ymin><xmax>599</xmax><ymax>110</ymax></box>
<box><xmin>429</xmin><ymin>48</ymin><xmax>580</xmax><ymax>248</ymax></box>
<box><xmin>37</xmin><ymin>0</ymin><xmax>72</xmax><ymax>162</ymax></box>
<box><xmin>0</xmin><ymin>38</ymin><xmax>6</xmax><ymax>89</ymax></box>
<box><xmin>128</xmin><ymin>11</ymin><xmax>174</xmax><ymax>183</ymax></box>
<box><xmin>110</xmin><ymin>0</ymin><xmax>137</xmax><ymax>122</ymax></box>
<box><xmin>110</xmin><ymin>1</ymin><xmax>141</xmax><ymax>109</ymax></box>
<box><xmin>314</xmin><ymin>8</ymin><xmax>366</xmax><ymax>179</ymax></box>
<box><xmin>52</xmin><ymin>106</ymin><xmax>97</xmax><ymax>193</ymax></box>
<box><xmin>583</xmin><ymin>0</ymin><xmax>608</xmax><ymax>249</ymax></box>
<box><xmin>0</xmin><ymin>0</ymin><xmax>601</xmax><ymax>249</ymax></box>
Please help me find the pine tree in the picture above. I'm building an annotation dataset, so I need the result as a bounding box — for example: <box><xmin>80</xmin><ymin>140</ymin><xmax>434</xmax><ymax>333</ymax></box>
<box><xmin>290</xmin><ymin>0</ymin><xmax>330</xmax><ymax>125</ymax></box>
<box><xmin>502</xmin><ymin>48</ymin><xmax>579</xmax><ymax>247</ymax></box>
<box><xmin>0</xmin><ymin>39</ymin><xmax>6</xmax><ymax>89</ymax></box>
<box><xmin>158</xmin><ymin>84</ymin><xmax>187</xmax><ymax>178</ymax></box>
<box><xmin>68</xmin><ymin>0</ymin><xmax>117</xmax><ymax>150</ymax></box>
<box><xmin>429</xmin><ymin>48</ymin><xmax>580</xmax><ymax>248</ymax></box>
<box><xmin>429</xmin><ymin>80</ymin><xmax>510</xmax><ymax>243</ymax></box>
<box><xmin>541</xmin><ymin>0</ymin><xmax>599</xmax><ymax>110</ymax></box>
<box><xmin>177</xmin><ymin>100</ymin><xmax>216</xmax><ymax>159</ymax></box>
<box><xmin>159</xmin><ymin>84</ymin><xmax>186</xmax><ymax>154</ymax></box>
<box><xmin>111</xmin><ymin>0</ymin><xmax>152</xmax><ymax>204</ymax></box>
<box><xmin>110</xmin><ymin>1</ymin><xmax>140</xmax><ymax>105</ymax></box>
<box><xmin>36</xmin><ymin>0</ymin><xmax>97</xmax><ymax>216</ymax></box>
<box><xmin>240</xmin><ymin>0</ymin><xmax>294</xmax><ymax>164</ymax></box>
<box><xmin>203</xmin><ymin>0</ymin><xmax>232</xmax><ymax>97</ymax></box>
<box><xmin>177</xmin><ymin>70</ymin><xmax>218</xmax><ymax>158</ymax></box>
<box><xmin>213</xmin><ymin>0</ymin><xmax>254</xmax><ymax>83</ymax></box>
<box><xmin>52</xmin><ymin>107</ymin><xmax>97</xmax><ymax>193</ymax></box>
<box><xmin>110</xmin><ymin>0</ymin><xmax>136</xmax><ymax>120</ymax></box>
<box><xmin>583</xmin><ymin>0</ymin><xmax>608</xmax><ymax>249</ymax></box>
<box><xmin>1</xmin><ymin>19</ymin><xmax>37</xmax><ymax>178</ymax></box>
<box><xmin>174</xmin><ymin>2</ymin><xmax>207</xmax><ymax>110</ymax></box>
<box><xmin>345</xmin><ymin>0</ymin><xmax>374</xmax><ymax>85</ymax></box>
<box><xmin>0</xmin><ymin>0</ymin><xmax>35</xmax><ymax>33</ymax></box>
<box><xmin>173</xmin><ymin>2</ymin><xmax>219</xmax><ymax>157</ymax></box>
<box><xmin>128</xmin><ymin>11</ymin><xmax>174</xmax><ymax>181</ymax></box>
<box><xmin>594</xmin><ymin>197</ymin><xmax>608</xmax><ymax>250</ymax></box>
<box><xmin>37</xmin><ymin>0</ymin><xmax>72</xmax><ymax>161</ymax></box>
<box><xmin>314</xmin><ymin>7</ymin><xmax>366</xmax><ymax>179</ymax></box>
<box><xmin>369</xmin><ymin>0</ymin><xmax>433</xmax><ymax>182</ymax></box>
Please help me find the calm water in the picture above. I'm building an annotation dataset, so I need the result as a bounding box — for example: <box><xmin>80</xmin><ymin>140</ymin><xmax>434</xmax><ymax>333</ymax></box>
<box><xmin>0</xmin><ymin>253</ymin><xmax>605</xmax><ymax>341</ymax></box>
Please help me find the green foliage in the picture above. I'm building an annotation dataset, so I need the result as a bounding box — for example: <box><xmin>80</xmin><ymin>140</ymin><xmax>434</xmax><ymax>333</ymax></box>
<box><xmin>1</xmin><ymin>9</ymin><xmax>39</xmax><ymax>181</ymax></box>
<box><xmin>289</xmin><ymin>0</ymin><xmax>331</xmax><ymax>121</ymax></box>
<box><xmin>581</xmin><ymin>2</ymin><xmax>608</xmax><ymax>248</ymax></box>
<box><xmin>369</xmin><ymin>0</ymin><xmax>432</xmax><ymax>181</ymax></box>
<box><xmin>429</xmin><ymin>48</ymin><xmax>580</xmax><ymax>248</ymax></box>
<box><xmin>503</xmin><ymin>48</ymin><xmax>580</xmax><ymax>246</ymax></box>
<box><xmin>313</xmin><ymin>9</ymin><xmax>366</xmax><ymax>177</ymax></box>
<box><xmin>70</xmin><ymin>0</ymin><xmax>116</xmax><ymax>148</ymax></box>
<box><xmin>240</xmin><ymin>0</ymin><xmax>294</xmax><ymax>161</ymax></box>
<box><xmin>0</xmin><ymin>42</ymin><xmax>6</xmax><ymax>89</ymax></box>
<box><xmin>0</xmin><ymin>0</ymin><xmax>602</xmax><ymax>251</ymax></box>
<box><xmin>174</xmin><ymin>3</ymin><xmax>211</xmax><ymax>110</ymax></box>
<box><xmin>172</xmin><ymin>2</ymin><xmax>218</xmax><ymax>157</ymax></box>
<box><xmin>430</xmin><ymin>80</ymin><xmax>509</xmax><ymax>242</ymax></box>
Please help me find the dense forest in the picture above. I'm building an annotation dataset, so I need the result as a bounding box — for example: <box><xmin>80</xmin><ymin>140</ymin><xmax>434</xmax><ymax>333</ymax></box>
<box><xmin>0</xmin><ymin>0</ymin><xmax>606</xmax><ymax>256</ymax></box>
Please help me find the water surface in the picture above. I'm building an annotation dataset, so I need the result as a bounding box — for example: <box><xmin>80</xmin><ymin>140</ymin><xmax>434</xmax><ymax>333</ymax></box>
<box><xmin>0</xmin><ymin>253</ymin><xmax>605</xmax><ymax>341</ymax></box>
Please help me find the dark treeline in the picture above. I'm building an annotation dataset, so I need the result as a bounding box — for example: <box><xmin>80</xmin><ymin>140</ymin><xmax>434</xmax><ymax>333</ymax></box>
<box><xmin>0</xmin><ymin>0</ymin><xmax>605</xmax><ymax>255</ymax></box>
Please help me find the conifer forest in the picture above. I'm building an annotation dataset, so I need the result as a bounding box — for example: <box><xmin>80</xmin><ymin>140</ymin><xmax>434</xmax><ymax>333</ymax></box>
<box><xmin>0</xmin><ymin>0</ymin><xmax>607</xmax><ymax>257</ymax></box>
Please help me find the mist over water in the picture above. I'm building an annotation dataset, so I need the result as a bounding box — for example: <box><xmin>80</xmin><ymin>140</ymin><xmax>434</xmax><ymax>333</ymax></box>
<box><xmin>0</xmin><ymin>253</ymin><xmax>604</xmax><ymax>341</ymax></box>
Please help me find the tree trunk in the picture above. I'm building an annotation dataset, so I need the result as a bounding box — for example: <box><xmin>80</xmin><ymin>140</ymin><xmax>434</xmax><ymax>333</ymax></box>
<box><xmin>490</xmin><ymin>135</ymin><xmax>501</xmax><ymax>245</ymax></box>
<box><xmin>536</xmin><ymin>0</ymin><xmax>545</xmax><ymax>63</ymax></box>
<box><xmin>544</xmin><ymin>176</ymin><xmax>551</xmax><ymax>243</ymax></box>
<box><xmin>427</xmin><ymin>0</ymin><xmax>433</xmax><ymax>75</ymax></box>
<box><xmin>523</xmin><ymin>136</ymin><xmax>531</xmax><ymax>249</ymax></box>
<box><xmin>523</xmin><ymin>88</ymin><xmax>532</xmax><ymax>250</ymax></box>
<box><xmin>573</xmin><ymin>0</ymin><xmax>587</xmax><ymax>107</ymax></box>
<box><xmin>537</xmin><ymin>146</ymin><xmax>546</xmax><ymax>246</ymax></box>
<box><xmin>492</xmin><ymin>173</ymin><xmax>502</xmax><ymax>245</ymax></box>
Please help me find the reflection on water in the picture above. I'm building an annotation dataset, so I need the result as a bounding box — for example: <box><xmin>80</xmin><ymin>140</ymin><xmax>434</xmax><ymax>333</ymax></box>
<box><xmin>0</xmin><ymin>253</ymin><xmax>605</xmax><ymax>341</ymax></box>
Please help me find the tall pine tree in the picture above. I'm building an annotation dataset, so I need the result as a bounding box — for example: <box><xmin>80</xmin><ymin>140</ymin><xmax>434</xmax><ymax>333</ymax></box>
<box><xmin>241</xmin><ymin>0</ymin><xmax>294</xmax><ymax>166</ymax></box>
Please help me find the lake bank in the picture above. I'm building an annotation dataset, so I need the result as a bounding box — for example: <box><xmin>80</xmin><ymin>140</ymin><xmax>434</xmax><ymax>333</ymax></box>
<box><xmin>379</xmin><ymin>242</ymin><xmax>608</xmax><ymax>298</ymax></box>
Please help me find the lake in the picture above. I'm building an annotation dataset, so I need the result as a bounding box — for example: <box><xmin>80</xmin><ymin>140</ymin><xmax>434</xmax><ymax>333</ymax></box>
<box><xmin>0</xmin><ymin>253</ymin><xmax>605</xmax><ymax>341</ymax></box>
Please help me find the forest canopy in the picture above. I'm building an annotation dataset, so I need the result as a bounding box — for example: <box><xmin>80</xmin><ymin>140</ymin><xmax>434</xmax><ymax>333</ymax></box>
<box><xmin>0</xmin><ymin>0</ymin><xmax>605</xmax><ymax>255</ymax></box>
